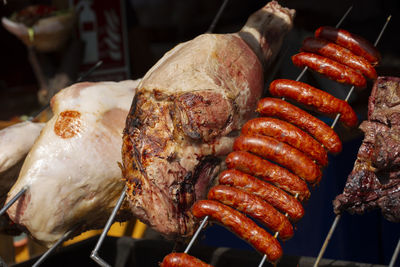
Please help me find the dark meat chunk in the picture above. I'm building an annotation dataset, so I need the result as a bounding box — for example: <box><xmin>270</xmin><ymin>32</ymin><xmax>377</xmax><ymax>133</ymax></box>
<box><xmin>334</xmin><ymin>77</ymin><xmax>400</xmax><ymax>222</ymax></box>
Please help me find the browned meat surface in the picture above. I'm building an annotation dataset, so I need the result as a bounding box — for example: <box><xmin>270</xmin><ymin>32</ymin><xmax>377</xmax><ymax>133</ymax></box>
<box><xmin>122</xmin><ymin>1</ymin><xmax>295</xmax><ymax>239</ymax></box>
<box><xmin>334</xmin><ymin>76</ymin><xmax>400</xmax><ymax>222</ymax></box>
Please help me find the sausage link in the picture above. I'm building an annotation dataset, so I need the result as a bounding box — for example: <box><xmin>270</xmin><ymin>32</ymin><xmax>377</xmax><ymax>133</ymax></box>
<box><xmin>292</xmin><ymin>52</ymin><xmax>367</xmax><ymax>88</ymax></box>
<box><xmin>234</xmin><ymin>134</ymin><xmax>322</xmax><ymax>184</ymax></box>
<box><xmin>256</xmin><ymin>97</ymin><xmax>342</xmax><ymax>154</ymax></box>
<box><xmin>301</xmin><ymin>37</ymin><xmax>377</xmax><ymax>80</ymax></box>
<box><xmin>208</xmin><ymin>185</ymin><xmax>294</xmax><ymax>240</ymax></box>
<box><xmin>315</xmin><ymin>26</ymin><xmax>381</xmax><ymax>65</ymax></box>
<box><xmin>242</xmin><ymin>117</ymin><xmax>328</xmax><ymax>166</ymax></box>
<box><xmin>160</xmin><ymin>253</ymin><xmax>212</xmax><ymax>267</ymax></box>
<box><xmin>269</xmin><ymin>79</ymin><xmax>358</xmax><ymax>128</ymax></box>
<box><xmin>192</xmin><ymin>200</ymin><xmax>283</xmax><ymax>263</ymax></box>
<box><xmin>225</xmin><ymin>151</ymin><xmax>310</xmax><ymax>200</ymax></box>
<box><xmin>218</xmin><ymin>169</ymin><xmax>305</xmax><ymax>220</ymax></box>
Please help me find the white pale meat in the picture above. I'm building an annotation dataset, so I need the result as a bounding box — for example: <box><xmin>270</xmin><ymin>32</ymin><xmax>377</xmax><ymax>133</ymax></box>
<box><xmin>6</xmin><ymin>80</ymin><xmax>138</xmax><ymax>246</ymax></box>
<box><xmin>0</xmin><ymin>121</ymin><xmax>44</xmax><ymax>233</ymax></box>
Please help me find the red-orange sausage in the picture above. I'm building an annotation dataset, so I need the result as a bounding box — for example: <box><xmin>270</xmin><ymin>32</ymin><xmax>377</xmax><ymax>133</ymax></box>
<box><xmin>192</xmin><ymin>200</ymin><xmax>283</xmax><ymax>263</ymax></box>
<box><xmin>225</xmin><ymin>151</ymin><xmax>310</xmax><ymax>200</ymax></box>
<box><xmin>208</xmin><ymin>185</ymin><xmax>294</xmax><ymax>240</ymax></box>
<box><xmin>257</xmin><ymin>97</ymin><xmax>342</xmax><ymax>154</ymax></box>
<box><xmin>218</xmin><ymin>169</ymin><xmax>304</xmax><ymax>221</ymax></box>
<box><xmin>242</xmin><ymin>117</ymin><xmax>328</xmax><ymax>166</ymax></box>
<box><xmin>234</xmin><ymin>134</ymin><xmax>322</xmax><ymax>184</ymax></box>
<box><xmin>160</xmin><ymin>253</ymin><xmax>212</xmax><ymax>267</ymax></box>
<box><xmin>301</xmin><ymin>37</ymin><xmax>377</xmax><ymax>80</ymax></box>
<box><xmin>269</xmin><ymin>79</ymin><xmax>358</xmax><ymax>128</ymax></box>
<box><xmin>315</xmin><ymin>26</ymin><xmax>381</xmax><ymax>65</ymax></box>
<box><xmin>292</xmin><ymin>52</ymin><xmax>366</xmax><ymax>88</ymax></box>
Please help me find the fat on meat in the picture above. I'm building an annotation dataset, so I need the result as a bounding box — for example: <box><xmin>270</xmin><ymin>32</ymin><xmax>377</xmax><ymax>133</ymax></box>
<box><xmin>6</xmin><ymin>80</ymin><xmax>139</xmax><ymax>246</ymax></box>
<box><xmin>0</xmin><ymin>121</ymin><xmax>44</xmax><ymax>233</ymax></box>
<box><xmin>122</xmin><ymin>1</ymin><xmax>295</xmax><ymax>239</ymax></box>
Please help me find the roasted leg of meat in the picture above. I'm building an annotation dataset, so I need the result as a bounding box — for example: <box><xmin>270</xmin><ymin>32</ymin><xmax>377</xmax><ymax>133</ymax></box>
<box><xmin>6</xmin><ymin>80</ymin><xmax>139</xmax><ymax>246</ymax></box>
<box><xmin>334</xmin><ymin>76</ymin><xmax>400</xmax><ymax>222</ymax></box>
<box><xmin>122</xmin><ymin>1</ymin><xmax>295</xmax><ymax>239</ymax></box>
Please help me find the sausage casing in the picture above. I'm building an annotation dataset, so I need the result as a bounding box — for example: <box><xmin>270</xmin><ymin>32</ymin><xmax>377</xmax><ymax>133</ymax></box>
<box><xmin>242</xmin><ymin>117</ymin><xmax>328</xmax><ymax>166</ymax></box>
<box><xmin>301</xmin><ymin>37</ymin><xmax>377</xmax><ymax>80</ymax></box>
<box><xmin>256</xmin><ymin>97</ymin><xmax>342</xmax><ymax>154</ymax></box>
<box><xmin>160</xmin><ymin>253</ymin><xmax>212</xmax><ymax>267</ymax></box>
<box><xmin>225</xmin><ymin>151</ymin><xmax>310</xmax><ymax>200</ymax></box>
<box><xmin>233</xmin><ymin>134</ymin><xmax>322</xmax><ymax>184</ymax></box>
<box><xmin>208</xmin><ymin>185</ymin><xmax>294</xmax><ymax>240</ymax></box>
<box><xmin>292</xmin><ymin>52</ymin><xmax>366</xmax><ymax>88</ymax></box>
<box><xmin>218</xmin><ymin>169</ymin><xmax>304</xmax><ymax>220</ymax></box>
<box><xmin>192</xmin><ymin>200</ymin><xmax>283</xmax><ymax>263</ymax></box>
<box><xmin>269</xmin><ymin>79</ymin><xmax>358</xmax><ymax>128</ymax></box>
<box><xmin>315</xmin><ymin>26</ymin><xmax>381</xmax><ymax>65</ymax></box>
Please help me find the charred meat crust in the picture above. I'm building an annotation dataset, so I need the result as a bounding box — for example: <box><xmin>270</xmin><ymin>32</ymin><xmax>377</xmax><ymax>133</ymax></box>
<box><xmin>334</xmin><ymin>77</ymin><xmax>400</xmax><ymax>222</ymax></box>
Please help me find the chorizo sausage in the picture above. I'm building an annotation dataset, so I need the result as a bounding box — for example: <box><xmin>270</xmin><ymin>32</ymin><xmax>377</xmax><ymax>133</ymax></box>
<box><xmin>233</xmin><ymin>134</ymin><xmax>322</xmax><ymax>184</ymax></box>
<box><xmin>160</xmin><ymin>253</ymin><xmax>212</xmax><ymax>267</ymax></box>
<box><xmin>256</xmin><ymin>97</ymin><xmax>342</xmax><ymax>154</ymax></box>
<box><xmin>292</xmin><ymin>52</ymin><xmax>367</xmax><ymax>88</ymax></box>
<box><xmin>192</xmin><ymin>200</ymin><xmax>283</xmax><ymax>263</ymax></box>
<box><xmin>208</xmin><ymin>185</ymin><xmax>294</xmax><ymax>240</ymax></box>
<box><xmin>225</xmin><ymin>151</ymin><xmax>310</xmax><ymax>200</ymax></box>
<box><xmin>314</xmin><ymin>26</ymin><xmax>381</xmax><ymax>65</ymax></box>
<box><xmin>301</xmin><ymin>37</ymin><xmax>377</xmax><ymax>80</ymax></box>
<box><xmin>269</xmin><ymin>79</ymin><xmax>358</xmax><ymax>128</ymax></box>
<box><xmin>218</xmin><ymin>169</ymin><xmax>305</xmax><ymax>220</ymax></box>
<box><xmin>242</xmin><ymin>117</ymin><xmax>328</xmax><ymax>166</ymax></box>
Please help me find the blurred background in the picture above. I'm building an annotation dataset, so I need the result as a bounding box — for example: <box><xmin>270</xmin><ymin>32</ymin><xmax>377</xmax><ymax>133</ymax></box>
<box><xmin>0</xmin><ymin>0</ymin><xmax>399</xmax><ymax>266</ymax></box>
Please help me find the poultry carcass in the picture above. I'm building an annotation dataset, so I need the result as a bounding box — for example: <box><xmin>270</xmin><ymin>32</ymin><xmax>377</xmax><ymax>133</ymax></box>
<box><xmin>122</xmin><ymin>1</ymin><xmax>295</xmax><ymax>239</ymax></box>
<box><xmin>6</xmin><ymin>80</ymin><xmax>139</xmax><ymax>246</ymax></box>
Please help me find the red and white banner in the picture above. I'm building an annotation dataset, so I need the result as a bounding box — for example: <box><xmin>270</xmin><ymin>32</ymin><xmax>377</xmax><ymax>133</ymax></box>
<box><xmin>71</xmin><ymin>0</ymin><xmax>130</xmax><ymax>81</ymax></box>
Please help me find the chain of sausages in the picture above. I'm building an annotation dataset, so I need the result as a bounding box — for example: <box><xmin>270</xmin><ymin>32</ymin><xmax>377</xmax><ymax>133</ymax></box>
<box><xmin>160</xmin><ymin>26</ymin><xmax>380</xmax><ymax>267</ymax></box>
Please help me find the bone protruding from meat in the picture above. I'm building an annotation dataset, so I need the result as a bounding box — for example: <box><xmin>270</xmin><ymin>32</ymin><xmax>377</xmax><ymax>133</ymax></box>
<box><xmin>6</xmin><ymin>80</ymin><xmax>139</xmax><ymax>246</ymax></box>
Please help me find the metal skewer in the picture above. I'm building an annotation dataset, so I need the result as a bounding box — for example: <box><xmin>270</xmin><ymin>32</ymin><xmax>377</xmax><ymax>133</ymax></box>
<box><xmin>90</xmin><ymin>185</ymin><xmax>127</xmax><ymax>267</ymax></box>
<box><xmin>313</xmin><ymin>14</ymin><xmax>392</xmax><ymax>267</ymax></box>
<box><xmin>389</xmin><ymin>237</ymin><xmax>400</xmax><ymax>267</ymax></box>
<box><xmin>32</xmin><ymin>228</ymin><xmax>76</xmax><ymax>267</ymax></box>
<box><xmin>0</xmin><ymin>60</ymin><xmax>104</xmax><ymax>217</ymax></box>
<box><xmin>206</xmin><ymin>0</ymin><xmax>229</xmax><ymax>33</ymax></box>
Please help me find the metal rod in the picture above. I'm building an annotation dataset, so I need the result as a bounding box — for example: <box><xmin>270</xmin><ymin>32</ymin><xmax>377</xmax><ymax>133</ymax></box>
<box><xmin>335</xmin><ymin>6</ymin><xmax>353</xmax><ymax>28</ymax></box>
<box><xmin>32</xmin><ymin>229</ymin><xmax>75</xmax><ymax>267</ymax></box>
<box><xmin>389</xmin><ymin>237</ymin><xmax>400</xmax><ymax>267</ymax></box>
<box><xmin>76</xmin><ymin>60</ymin><xmax>103</xmax><ymax>82</ymax></box>
<box><xmin>313</xmin><ymin>15</ymin><xmax>392</xmax><ymax>267</ymax></box>
<box><xmin>206</xmin><ymin>0</ymin><xmax>229</xmax><ymax>33</ymax></box>
<box><xmin>184</xmin><ymin>216</ymin><xmax>209</xmax><ymax>253</ymax></box>
<box><xmin>374</xmin><ymin>15</ymin><xmax>391</xmax><ymax>47</ymax></box>
<box><xmin>0</xmin><ymin>186</ymin><xmax>28</xmax><ymax>216</ymax></box>
<box><xmin>313</xmin><ymin>215</ymin><xmax>341</xmax><ymax>267</ymax></box>
<box><xmin>90</xmin><ymin>185</ymin><xmax>127</xmax><ymax>267</ymax></box>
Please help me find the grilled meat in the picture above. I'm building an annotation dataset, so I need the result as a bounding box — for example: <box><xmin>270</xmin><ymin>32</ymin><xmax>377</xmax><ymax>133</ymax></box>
<box><xmin>122</xmin><ymin>1</ymin><xmax>295</xmax><ymax>239</ymax></box>
<box><xmin>334</xmin><ymin>76</ymin><xmax>400</xmax><ymax>222</ymax></box>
